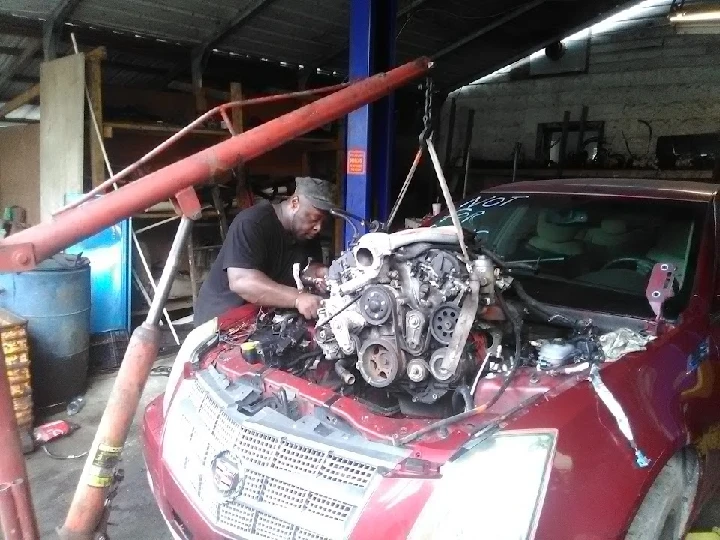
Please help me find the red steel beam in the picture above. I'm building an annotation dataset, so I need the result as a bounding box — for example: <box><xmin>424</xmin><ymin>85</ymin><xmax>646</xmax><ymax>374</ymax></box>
<box><xmin>0</xmin><ymin>57</ymin><xmax>432</xmax><ymax>272</ymax></box>
<box><xmin>0</xmin><ymin>349</ymin><xmax>39</xmax><ymax>540</ymax></box>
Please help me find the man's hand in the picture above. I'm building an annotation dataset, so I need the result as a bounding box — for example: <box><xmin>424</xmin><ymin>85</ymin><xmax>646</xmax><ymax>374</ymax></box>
<box><xmin>302</xmin><ymin>262</ymin><xmax>329</xmax><ymax>294</ymax></box>
<box><xmin>295</xmin><ymin>292</ymin><xmax>323</xmax><ymax>319</ymax></box>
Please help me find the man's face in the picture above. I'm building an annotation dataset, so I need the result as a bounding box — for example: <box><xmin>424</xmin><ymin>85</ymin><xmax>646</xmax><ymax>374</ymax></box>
<box><xmin>290</xmin><ymin>195</ymin><xmax>327</xmax><ymax>240</ymax></box>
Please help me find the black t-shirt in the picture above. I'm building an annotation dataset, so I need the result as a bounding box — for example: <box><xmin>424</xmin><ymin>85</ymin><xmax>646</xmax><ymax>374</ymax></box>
<box><xmin>193</xmin><ymin>200</ymin><xmax>322</xmax><ymax>326</ymax></box>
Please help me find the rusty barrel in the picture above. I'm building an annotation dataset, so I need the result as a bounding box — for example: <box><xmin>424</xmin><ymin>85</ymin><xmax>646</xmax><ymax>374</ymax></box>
<box><xmin>0</xmin><ymin>253</ymin><xmax>91</xmax><ymax>411</ymax></box>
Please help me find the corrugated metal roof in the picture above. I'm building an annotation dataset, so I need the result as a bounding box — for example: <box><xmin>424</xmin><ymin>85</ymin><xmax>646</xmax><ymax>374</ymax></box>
<box><xmin>0</xmin><ymin>0</ymin><xmax>648</xmax><ymax>104</ymax></box>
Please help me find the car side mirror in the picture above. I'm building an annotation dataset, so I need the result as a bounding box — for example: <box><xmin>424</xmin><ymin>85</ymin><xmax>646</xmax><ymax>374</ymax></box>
<box><xmin>645</xmin><ymin>262</ymin><xmax>676</xmax><ymax>334</ymax></box>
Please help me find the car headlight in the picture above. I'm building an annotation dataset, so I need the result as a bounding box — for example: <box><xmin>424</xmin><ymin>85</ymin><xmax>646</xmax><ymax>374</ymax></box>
<box><xmin>162</xmin><ymin>317</ymin><xmax>218</xmax><ymax>416</ymax></box>
<box><xmin>408</xmin><ymin>430</ymin><xmax>556</xmax><ymax>540</ymax></box>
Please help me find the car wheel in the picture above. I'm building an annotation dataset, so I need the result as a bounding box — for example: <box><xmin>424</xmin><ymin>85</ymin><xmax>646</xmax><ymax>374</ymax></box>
<box><xmin>625</xmin><ymin>451</ymin><xmax>699</xmax><ymax>540</ymax></box>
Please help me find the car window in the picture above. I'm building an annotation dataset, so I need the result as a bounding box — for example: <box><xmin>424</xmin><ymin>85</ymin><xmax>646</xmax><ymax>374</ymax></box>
<box><xmin>433</xmin><ymin>193</ymin><xmax>708</xmax><ymax>319</ymax></box>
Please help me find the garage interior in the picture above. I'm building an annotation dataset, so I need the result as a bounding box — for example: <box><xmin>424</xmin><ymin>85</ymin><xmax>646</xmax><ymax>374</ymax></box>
<box><xmin>1</xmin><ymin>0</ymin><xmax>720</xmax><ymax>538</ymax></box>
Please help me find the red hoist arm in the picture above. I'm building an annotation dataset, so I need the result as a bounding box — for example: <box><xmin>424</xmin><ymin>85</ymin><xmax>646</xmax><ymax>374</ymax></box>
<box><xmin>0</xmin><ymin>57</ymin><xmax>432</xmax><ymax>272</ymax></box>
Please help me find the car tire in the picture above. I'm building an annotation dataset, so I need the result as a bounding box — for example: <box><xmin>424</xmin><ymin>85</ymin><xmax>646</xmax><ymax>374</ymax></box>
<box><xmin>624</xmin><ymin>451</ymin><xmax>699</xmax><ymax>540</ymax></box>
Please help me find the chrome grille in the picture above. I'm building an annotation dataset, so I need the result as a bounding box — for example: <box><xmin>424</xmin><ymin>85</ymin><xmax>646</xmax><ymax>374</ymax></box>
<box><xmin>162</xmin><ymin>374</ymin><xmax>406</xmax><ymax>540</ymax></box>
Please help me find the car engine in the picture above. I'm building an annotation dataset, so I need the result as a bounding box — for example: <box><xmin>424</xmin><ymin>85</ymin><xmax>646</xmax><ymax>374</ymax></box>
<box><xmin>313</xmin><ymin>226</ymin><xmax>498</xmax><ymax>404</ymax></box>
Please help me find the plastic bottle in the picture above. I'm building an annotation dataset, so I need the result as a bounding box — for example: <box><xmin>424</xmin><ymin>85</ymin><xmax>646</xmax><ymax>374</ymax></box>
<box><xmin>66</xmin><ymin>395</ymin><xmax>86</xmax><ymax>416</ymax></box>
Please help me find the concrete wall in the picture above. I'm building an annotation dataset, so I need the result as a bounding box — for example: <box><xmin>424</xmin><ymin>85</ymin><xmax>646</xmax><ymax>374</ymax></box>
<box><xmin>441</xmin><ymin>0</ymin><xmax>720</xmax><ymax>168</ymax></box>
<box><xmin>0</xmin><ymin>124</ymin><xmax>40</xmax><ymax>224</ymax></box>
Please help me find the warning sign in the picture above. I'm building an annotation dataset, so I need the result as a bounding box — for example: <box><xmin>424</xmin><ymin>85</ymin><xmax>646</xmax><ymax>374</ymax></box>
<box><xmin>347</xmin><ymin>149</ymin><xmax>366</xmax><ymax>175</ymax></box>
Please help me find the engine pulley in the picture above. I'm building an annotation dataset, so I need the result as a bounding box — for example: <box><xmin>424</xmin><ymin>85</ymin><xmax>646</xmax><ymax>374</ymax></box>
<box><xmin>359</xmin><ymin>285</ymin><xmax>393</xmax><ymax>326</ymax></box>
<box><xmin>357</xmin><ymin>338</ymin><xmax>402</xmax><ymax>388</ymax></box>
<box><xmin>430</xmin><ymin>303</ymin><xmax>460</xmax><ymax>345</ymax></box>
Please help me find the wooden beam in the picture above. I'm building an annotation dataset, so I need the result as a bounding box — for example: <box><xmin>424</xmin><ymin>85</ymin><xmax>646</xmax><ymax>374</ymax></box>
<box><xmin>0</xmin><ymin>84</ymin><xmax>40</xmax><ymax>119</ymax></box>
<box><xmin>0</xmin><ymin>40</ymin><xmax>42</xmax><ymax>95</ymax></box>
<box><xmin>230</xmin><ymin>82</ymin><xmax>244</xmax><ymax>134</ymax></box>
<box><xmin>84</xmin><ymin>46</ymin><xmax>107</xmax><ymax>62</ymax></box>
<box><xmin>86</xmin><ymin>50</ymin><xmax>105</xmax><ymax>187</ymax></box>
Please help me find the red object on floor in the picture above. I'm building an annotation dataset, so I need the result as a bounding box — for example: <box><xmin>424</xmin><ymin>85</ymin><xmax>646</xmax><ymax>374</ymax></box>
<box><xmin>33</xmin><ymin>420</ymin><xmax>80</xmax><ymax>445</ymax></box>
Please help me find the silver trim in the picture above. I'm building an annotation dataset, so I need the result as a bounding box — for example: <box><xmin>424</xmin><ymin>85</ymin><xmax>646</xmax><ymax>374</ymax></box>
<box><xmin>162</xmin><ymin>370</ymin><xmax>409</xmax><ymax>540</ymax></box>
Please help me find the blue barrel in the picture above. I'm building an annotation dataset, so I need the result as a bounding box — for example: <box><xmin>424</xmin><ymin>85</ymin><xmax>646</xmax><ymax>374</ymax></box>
<box><xmin>0</xmin><ymin>253</ymin><xmax>91</xmax><ymax>410</ymax></box>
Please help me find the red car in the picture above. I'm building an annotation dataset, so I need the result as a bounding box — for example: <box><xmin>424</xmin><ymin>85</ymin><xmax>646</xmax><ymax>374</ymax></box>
<box><xmin>143</xmin><ymin>177</ymin><xmax>720</xmax><ymax>540</ymax></box>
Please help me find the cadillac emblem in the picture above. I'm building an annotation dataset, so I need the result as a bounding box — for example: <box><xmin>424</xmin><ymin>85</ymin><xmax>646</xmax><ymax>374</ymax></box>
<box><xmin>210</xmin><ymin>450</ymin><xmax>244</xmax><ymax>498</ymax></box>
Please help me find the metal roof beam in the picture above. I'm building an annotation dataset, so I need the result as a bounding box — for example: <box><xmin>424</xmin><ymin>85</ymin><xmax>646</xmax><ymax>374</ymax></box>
<box><xmin>431</xmin><ymin>0</ymin><xmax>547</xmax><ymax>60</ymax></box>
<box><xmin>43</xmin><ymin>0</ymin><xmax>84</xmax><ymax>60</ymax></box>
<box><xmin>311</xmin><ymin>0</ymin><xmax>434</xmax><ymax>70</ymax></box>
<box><xmin>192</xmin><ymin>0</ymin><xmax>278</xmax><ymax>66</ymax></box>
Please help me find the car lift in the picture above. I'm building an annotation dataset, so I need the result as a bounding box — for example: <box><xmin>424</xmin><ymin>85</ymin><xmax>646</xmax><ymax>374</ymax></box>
<box><xmin>0</xmin><ymin>57</ymin><xmax>431</xmax><ymax>540</ymax></box>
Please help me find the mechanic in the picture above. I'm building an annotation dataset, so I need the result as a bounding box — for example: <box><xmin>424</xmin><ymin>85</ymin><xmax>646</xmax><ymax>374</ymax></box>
<box><xmin>193</xmin><ymin>177</ymin><xmax>337</xmax><ymax>327</ymax></box>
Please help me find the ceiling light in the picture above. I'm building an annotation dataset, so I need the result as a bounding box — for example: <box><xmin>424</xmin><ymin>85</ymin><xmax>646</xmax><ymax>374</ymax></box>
<box><xmin>669</xmin><ymin>9</ymin><xmax>720</xmax><ymax>22</ymax></box>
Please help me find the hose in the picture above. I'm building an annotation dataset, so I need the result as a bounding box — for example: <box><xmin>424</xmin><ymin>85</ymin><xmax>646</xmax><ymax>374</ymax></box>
<box><xmin>482</xmin><ymin>288</ymin><xmax>522</xmax><ymax>411</ymax></box>
<box><xmin>393</xmin><ymin>242</ymin><xmax>463</xmax><ymax>262</ymax></box>
<box><xmin>478</xmin><ymin>245</ymin><xmax>535</xmax><ymax>272</ymax></box>
<box><xmin>511</xmin><ymin>280</ymin><xmax>578</xmax><ymax>329</ymax></box>
<box><xmin>334</xmin><ymin>358</ymin><xmax>356</xmax><ymax>385</ymax></box>
<box><xmin>452</xmin><ymin>385</ymin><xmax>474</xmax><ymax>413</ymax></box>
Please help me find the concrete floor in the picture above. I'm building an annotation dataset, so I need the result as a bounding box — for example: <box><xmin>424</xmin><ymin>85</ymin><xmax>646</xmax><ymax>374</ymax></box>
<box><xmin>25</xmin><ymin>356</ymin><xmax>174</xmax><ymax>540</ymax></box>
<box><xmin>19</xmin><ymin>354</ymin><xmax>720</xmax><ymax>539</ymax></box>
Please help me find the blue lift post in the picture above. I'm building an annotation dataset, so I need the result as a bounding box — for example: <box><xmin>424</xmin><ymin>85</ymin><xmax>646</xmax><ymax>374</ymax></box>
<box><xmin>344</xmin><ymin>0</ymin><xmax>397</xmax><ymax>246</ymax></box>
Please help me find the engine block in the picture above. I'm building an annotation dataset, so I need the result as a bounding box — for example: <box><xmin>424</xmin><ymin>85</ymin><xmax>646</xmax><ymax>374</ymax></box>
<box><xmin>315</xmin><ymin>227</ymin><xmax>495</xmax><ymax>400</ymax></box>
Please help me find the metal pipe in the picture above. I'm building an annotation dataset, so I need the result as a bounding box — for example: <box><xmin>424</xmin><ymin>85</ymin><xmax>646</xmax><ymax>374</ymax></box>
<box><xmin>58</xmin><ymin>82</ymin><xmax>351</xmax><ymax>213</ymax></box>
<box><xmin>59</xmin><ymin>216</ymin><xmax>192</xmax><ymax>539</ymax></box>
<box><xmin>146</xmin><ymin>217</ymin><xmax>193</xmax><ymax>325</ymax></box>
<box><xmin>0</xmin><ymin>349</ymin><xmax>39</xmax><ymax>540</ymax></box>
<box><xmin>0</xmin><ymin>58</ymin><xmax>431</xmax><ymax>272</ymax></box>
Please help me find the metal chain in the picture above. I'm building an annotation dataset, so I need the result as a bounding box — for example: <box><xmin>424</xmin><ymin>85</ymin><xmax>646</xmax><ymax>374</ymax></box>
<box><xmin>420</xmin><ymin>77</ymin><xmax>434</xmax><ymax>143</ymax></box>
<box><xmin>387</xmin><ymin>78</ymin><xmax>435</xmax><ymax>229</ymax></box>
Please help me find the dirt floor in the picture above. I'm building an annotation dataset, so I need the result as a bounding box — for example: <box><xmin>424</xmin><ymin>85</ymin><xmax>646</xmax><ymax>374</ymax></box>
<box><xmin>25</xmin><ymin>355</ymin><xmax>174</xmax><ymax>540</ymax></box>
<box><xmin>19</xmin><ymin>353</ymin><xmax>720</xmax><ymax>540</ymax></box>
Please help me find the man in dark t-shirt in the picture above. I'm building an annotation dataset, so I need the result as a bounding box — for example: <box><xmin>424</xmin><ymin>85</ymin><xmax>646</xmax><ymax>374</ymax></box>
<box><xmin>193</xmin><ymin>177</ymin><xmax>337</xmax><ymax>327</ymax></box>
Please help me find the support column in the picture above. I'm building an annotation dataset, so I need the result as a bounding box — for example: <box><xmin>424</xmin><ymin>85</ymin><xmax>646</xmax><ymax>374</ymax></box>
<box><xmin>344</xmin><ymin>0</ymin><xmax>397</xmax><ymax>245</ymax></box>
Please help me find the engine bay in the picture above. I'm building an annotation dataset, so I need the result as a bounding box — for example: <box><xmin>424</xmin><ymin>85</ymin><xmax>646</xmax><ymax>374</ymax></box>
<box><xmin>234</xmin><ymin>226</ymin><xmax>657</xmax><ymax>420</ymax></box>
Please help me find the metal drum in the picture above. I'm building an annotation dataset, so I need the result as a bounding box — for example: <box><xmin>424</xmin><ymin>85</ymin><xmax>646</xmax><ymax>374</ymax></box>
<box><xmin>0</xmin><ymin>253</ymin><xmax>91</xmax><ymax>410</ymax></box>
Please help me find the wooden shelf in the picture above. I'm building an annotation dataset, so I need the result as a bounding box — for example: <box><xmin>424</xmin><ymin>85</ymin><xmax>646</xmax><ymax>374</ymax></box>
<box><xmin>104</xmin><ymin>121</ymin><xmax>228</xmax><ymax>137</ymax></box>
<box><xmin>103</xmin><ymin>121</ymin><xmax>338</xmax><ymax>148</ymax></box>
<box><xmin>132</xmin><ymin>207</ymin><xmax>240</xmax><ymax>220</ymax></box>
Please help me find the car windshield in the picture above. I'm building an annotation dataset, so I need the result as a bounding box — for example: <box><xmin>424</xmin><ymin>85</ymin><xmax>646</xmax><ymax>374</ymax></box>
<box><xmin>433</xmin><ymin>192</ymin><xmax>708</xmax><ymax>319</ymax></box>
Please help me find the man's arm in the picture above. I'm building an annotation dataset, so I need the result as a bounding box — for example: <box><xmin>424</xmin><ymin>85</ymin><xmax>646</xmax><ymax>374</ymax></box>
<box><xmin>227</xmin><ymin>267</ymin><xmax>322</xmax><ymax>318</ymax></box>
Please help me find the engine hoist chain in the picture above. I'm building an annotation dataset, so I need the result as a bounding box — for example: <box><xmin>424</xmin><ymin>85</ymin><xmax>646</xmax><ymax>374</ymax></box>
<box><xmin>387</xmin><ymin>77</ymin><xmax>434</xmax><ymax>228</ymax></box>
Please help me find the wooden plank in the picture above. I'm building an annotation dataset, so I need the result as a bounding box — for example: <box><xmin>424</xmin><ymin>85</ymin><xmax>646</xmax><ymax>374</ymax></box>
<box><xmin>86</xmin><ymin>54</ymin><xmax>104</xmax><ymax>187</ymax></box>
<box><xmin>230</xmin><ymin>82</ymin><xmax>252</xmax><ymax>210</ymax></box>
<box><xmin>40</xmin><ymin>53</ymin><xmax>85</xmax><ymax>221</ymax></box>
<box><xmin>230</xmin><ymin>82</ymin><xmax>244</xmax><ymax>134</ymax></box>
<box><xmin>333</xmin><ymin>121</ymin><xmax>346</xmax><ymax>258</ymax></box>
<box><xmin>0</xmin><ymin>84</ymin><xmax>40</xmax><ymax>118</ymax></box>
<box><xmin>103</xmin><ymin>121</ymin><xmax>227</xmax><ymax>136</ymax></box>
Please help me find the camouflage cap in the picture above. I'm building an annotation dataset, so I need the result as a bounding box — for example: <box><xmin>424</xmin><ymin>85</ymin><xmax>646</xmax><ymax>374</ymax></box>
<box><xmin>294</xmin><ymin>176</ymin><xmax>339</xmax><ymax>212</ymax></box>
